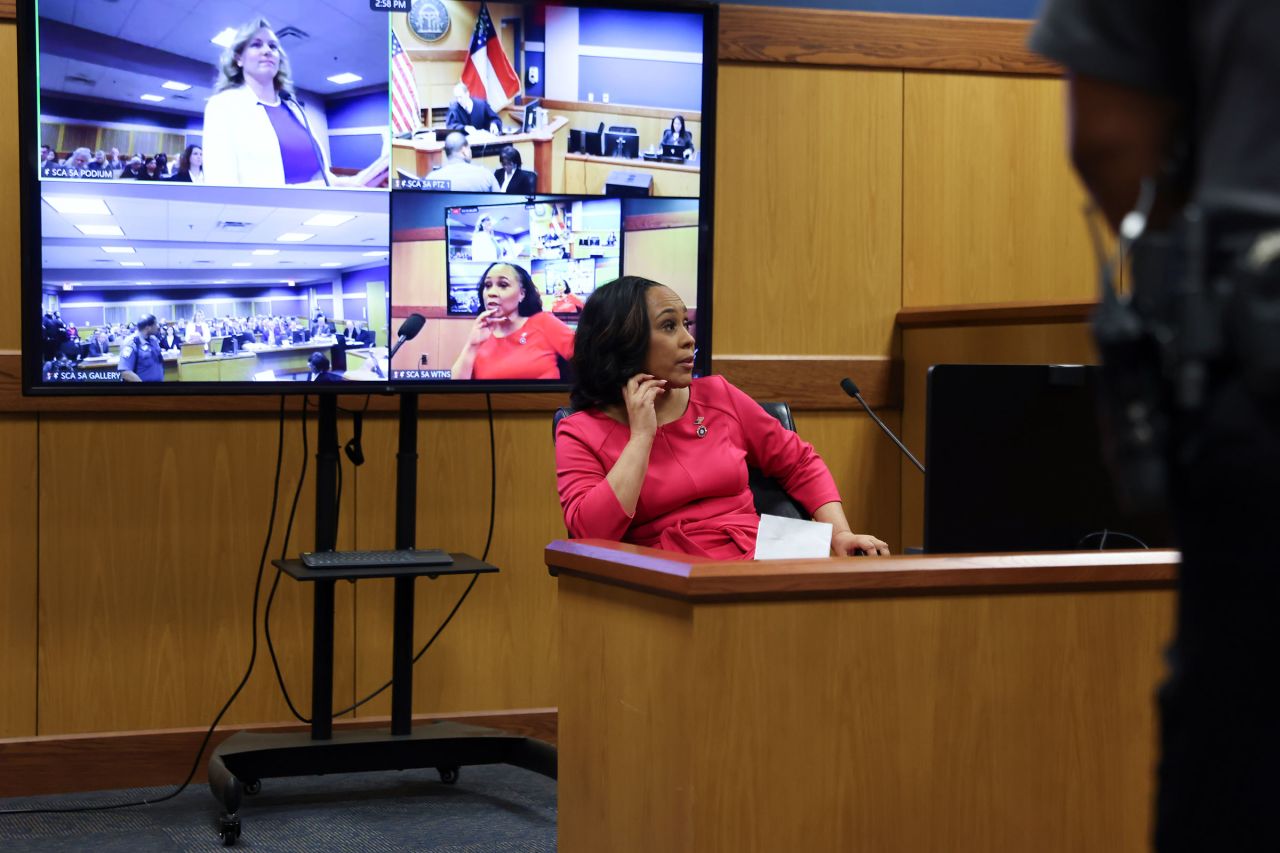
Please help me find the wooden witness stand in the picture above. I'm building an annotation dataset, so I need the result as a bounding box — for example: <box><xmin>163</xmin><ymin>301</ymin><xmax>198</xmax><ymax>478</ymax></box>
<box><xmin>546</xmin><ymin>540</ymin><xmax>1178</xmax><ymax>853</ymax></box>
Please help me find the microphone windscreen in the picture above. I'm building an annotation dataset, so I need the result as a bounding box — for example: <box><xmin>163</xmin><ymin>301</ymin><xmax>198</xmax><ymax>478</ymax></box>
<box><xmin>397</xmin><ymin>313</ymin><xmax>426</xmax><ymax>341</ymax></box>
<box><xmin>840</xmin><ymin>377</ymin><xmax>861</xmax><ymax>397</ymax></box>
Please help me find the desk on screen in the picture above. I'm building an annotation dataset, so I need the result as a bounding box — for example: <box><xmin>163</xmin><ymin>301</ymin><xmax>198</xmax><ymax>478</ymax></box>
<box><xmin>391</xmin><ymin>118</ymin><xmax>569</xmax><ymax>194</ymax></box>
<box><xmin>563</xmin><ymin>152</ymin><xmax>700</xmax><ymax>198</ymax></box>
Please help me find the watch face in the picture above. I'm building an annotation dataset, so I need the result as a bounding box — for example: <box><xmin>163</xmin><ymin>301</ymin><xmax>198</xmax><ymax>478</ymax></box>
<box><xmin>409</xmin><ymin>0</ymin><xmax>451</xmax><ymax>42</ymax></box>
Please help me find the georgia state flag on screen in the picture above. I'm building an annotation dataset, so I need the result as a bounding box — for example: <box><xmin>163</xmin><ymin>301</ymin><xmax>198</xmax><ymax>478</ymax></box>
<box><xmin>462</xmin><ymin>1</ymin><xmax>521</xmax><ymax>112</ymax></box>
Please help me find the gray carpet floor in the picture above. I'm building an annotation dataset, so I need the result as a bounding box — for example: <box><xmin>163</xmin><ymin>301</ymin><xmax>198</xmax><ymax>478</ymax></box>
<box><xmin>0</xmin><ymin>764</ymin><xmax>556</xmax><ymax>851</ymax></box>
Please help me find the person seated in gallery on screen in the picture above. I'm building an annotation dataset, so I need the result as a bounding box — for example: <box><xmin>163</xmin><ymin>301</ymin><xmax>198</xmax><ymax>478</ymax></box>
<box><xmin>88</xmin><ymin>328</ymin><xmax>113</xmax><ymax>357</ymax></box>
<box><xmin>157</xmin><ymin>323</ymin><xmax>183</xmax><ymax>351</ymax></box>
<box><xmin>494</xmin><ymin>145</ymin><xmax>536</xmax><ymax>195</ymax></box>
<box><xmin>450</xmin><ymin>262</ymin><xmax>575</xmax><ymax>381</ymax></box>
<box><xmin>118</xmin><ymin>314</ymin><xmax>166</xmax><ymax>383</ymax></box>
<box><xmin>550</xmin><ymin>280</ymin><xmax>584</xmax><ymax>314</ymax></box>
<box><xmin>201</xmin><ymin>18</ymin><xmax>385</xmax><ymax>188</ymax></box>
<box><xmin>427</xmin><ymin>132</ymin><xmax>500</xmax><ymax>192</ymax></box>
<box><xmin>554</xmin><ymin>276</ymin><xmax>890</xmax><ymax>560</ymax></box>
<box><xmin>311</xmin><ymin>312</ymin><xmax>336</xmax><ymax>338</ymax></box>
<box><xmin>169</xmin><ymin>145</ymin><xmax>205</xmax><ymax>183</ymax></box>
<box><xmin>445</xmin><ymin>82</ymin><xmax>503</xmax><ymax>134</ymax></box>
<box><xmin>660</xmin><ymin>114</ymin><xmax>695</xmax><ymax>159</ymax></box>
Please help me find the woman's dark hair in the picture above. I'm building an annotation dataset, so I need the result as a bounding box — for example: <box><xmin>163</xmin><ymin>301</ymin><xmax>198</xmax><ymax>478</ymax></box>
<box><xmin>499</xmin><ymin>145</ymin><xmax>522</xmax><ymax>169</ymax></box>
<box><xmin>178</xmin><ymin>143</ymin><xmax>201</xmax><ymax>174</ymax></box>
<box><xmin>560</xmin><ymin>280</ymin><xmax>572</xmax><ymax>294</ymax></box>
<box><xmin>569</xmin><ymin>276</ymin><xmax>661</xmax><ymax>411</ymax></box>
<box><xmin>670</xmin><ymin>114</ymin><xmax>685</xmax><ymax>134</ymax></box>
<box><xmin>476</xmin><ymin>262</ymin><xmax>542</xmax><ymax>317</ymax></box>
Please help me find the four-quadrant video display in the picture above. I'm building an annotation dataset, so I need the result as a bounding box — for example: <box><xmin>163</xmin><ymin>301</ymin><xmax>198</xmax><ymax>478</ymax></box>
<box><xmin>27</xmin><ymin>1</ymin><xmax>711</xmax><ymax>389</ymax></box>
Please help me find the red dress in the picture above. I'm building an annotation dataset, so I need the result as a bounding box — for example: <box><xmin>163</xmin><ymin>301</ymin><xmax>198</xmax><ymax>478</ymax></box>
<box><xmin>555</xmin><ymin>375</ymin><xmax>842</xmax><ymax>559</ymax></box>
<box><xmin>472</xmin><ymin>312</ymin><xmax>575</xmax><ymax>380</ymax></box>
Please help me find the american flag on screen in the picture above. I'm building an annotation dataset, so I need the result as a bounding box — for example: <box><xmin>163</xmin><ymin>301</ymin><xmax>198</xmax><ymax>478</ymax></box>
<box><xmin>461</xmin><ymin>1</ymin><xmax>521</xmax><ymax>112</ymax></box>
<box><xmin>390</xmin><ymin>32</ymin><xmax>421</xmax><ymax>136</ymax></box>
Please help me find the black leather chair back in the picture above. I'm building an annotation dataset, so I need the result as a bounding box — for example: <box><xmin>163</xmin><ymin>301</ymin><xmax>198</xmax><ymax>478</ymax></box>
<box><xmin>552</xmin><ymin>401</ymin><xmax>808</xmax><ymax>520</ymax></box>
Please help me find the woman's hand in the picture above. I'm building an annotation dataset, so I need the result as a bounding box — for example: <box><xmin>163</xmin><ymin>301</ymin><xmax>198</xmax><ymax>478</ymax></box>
<box><xmin>832</xmin><ymin>531</ymin><xmax>890</xmax><ymax>556</ymax></box>
<box><xmin>622</xmin><ymin>373</ymin><xmax>666</xmax><ymax>440</ymax></box>
<box><xmin>464</xmin><ymin>309</ymin><xmax>500</xmax><ymax>350</ymax></box>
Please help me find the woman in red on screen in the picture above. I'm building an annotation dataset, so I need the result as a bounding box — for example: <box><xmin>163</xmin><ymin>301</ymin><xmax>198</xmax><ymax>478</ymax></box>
<box><xmin>550</xmin><ymin>280</ymin><xmax>585</xmax><ymax>314</ymax></box>
<box><xmin>450</xmin><ymin>262</ymin><xmax>575</xmax><ymax>380</ymax></box>
<box><xmin>555</xmin><ymin>276</ymin><xmax>890</xmax><ymax>560</ymax></box>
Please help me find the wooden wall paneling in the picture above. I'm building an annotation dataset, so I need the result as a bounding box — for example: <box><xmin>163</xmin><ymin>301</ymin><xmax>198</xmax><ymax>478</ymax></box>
<box><xmin>713</xmin><ymin>64</ymin><xmax>902</xmax><ymax>356</ymax></box>
<box><xmin>899</xmin><ymin>321</ymin><xmax>1097</xmax><ymax>550</ymax></box>
<box><xmin>37</xmin><ymin>412</ymin><xmax>357</xmax><ymax>734</ymax></box>
<box><xmin>352</xmin><ymin>410</ymin><xmax>562</xmax><ymax>717</ymax></box>
<box><xmin>902</xmin><ymin>72</ymin><xmax>1097</xmax><ymax>307</ymax></box>
<box><xmin>622</xmin><ymin>225</ymin><xmax>699</xmax><ymax>307</ymax></box>
<box><xmin>793</xmin><ymin>410</ymin><xmax>902</xmax><ymax>554</ymax></box>
<box><xmin>0</xmin><ymin>415</ymin><xmax>38</xmax><ymax>737</ymax></box>
<box><xmin>692</xmin><ymin>589</ymin><xmax>1171</xmax><ymax>852</ymax></box>
<box><xmin>1</xmin><ymin>24</ymin><xmax>21</xmax><ymax>350</ymax></box>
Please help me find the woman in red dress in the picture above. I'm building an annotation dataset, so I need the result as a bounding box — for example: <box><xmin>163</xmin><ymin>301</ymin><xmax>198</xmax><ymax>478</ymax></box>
<box><xmin>450</xmin><ymin>262</ymin><xmax>575</xmax><ymax>380</ymax></box>
<box><xmin>555</xmin><ymin>276</ymin><xmax>889</xmax><ymax>560</ymax></box>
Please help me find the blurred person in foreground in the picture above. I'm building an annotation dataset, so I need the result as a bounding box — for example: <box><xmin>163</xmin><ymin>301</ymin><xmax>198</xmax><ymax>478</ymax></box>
<box><xmin>1032</xmin><ymin>3</ymin><xmax>1280</xmax><ymax>849</ymax></box>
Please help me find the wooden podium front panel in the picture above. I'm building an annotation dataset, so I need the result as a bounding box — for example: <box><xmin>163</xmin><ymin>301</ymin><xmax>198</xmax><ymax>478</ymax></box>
<box><xmin>692</xmin><ymin>589</ymin><xmax>1171</xmax><ymax>853</ymax></box>
<box><xmin>554</xmin><ymin>546</ymin><xmax>1175</xmax><ymax>853</ymax></box>
<box><xmin>559</xmin><ymin>576</ymin><xmax>696</xmax><ymax>853</ymax></box>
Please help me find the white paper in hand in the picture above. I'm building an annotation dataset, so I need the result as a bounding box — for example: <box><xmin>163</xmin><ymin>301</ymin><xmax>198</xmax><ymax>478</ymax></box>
<box><xmin>753</xmin><ymin>514</ymin><xmax>833</xmax><ymax>560</ymax></box>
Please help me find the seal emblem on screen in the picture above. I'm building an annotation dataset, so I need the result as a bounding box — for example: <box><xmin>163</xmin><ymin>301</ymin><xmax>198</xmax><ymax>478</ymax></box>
<box><xmin>409</xmin><ymin>0</ymin><xmax>450</xmax><ymax>42</ymax></box>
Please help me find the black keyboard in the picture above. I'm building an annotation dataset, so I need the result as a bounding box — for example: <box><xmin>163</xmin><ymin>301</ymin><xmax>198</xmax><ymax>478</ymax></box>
<box><xmin>300</xmin><ymin>549</ymin><xmax>454</xmax><ymax>569</ymax></box>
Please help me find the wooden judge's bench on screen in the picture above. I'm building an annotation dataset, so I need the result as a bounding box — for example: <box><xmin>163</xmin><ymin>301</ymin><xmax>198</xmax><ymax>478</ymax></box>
<box><xmin>390</xmin><ymin>3</ymin><xmax>703</xmax><ymax>198</ymax></box>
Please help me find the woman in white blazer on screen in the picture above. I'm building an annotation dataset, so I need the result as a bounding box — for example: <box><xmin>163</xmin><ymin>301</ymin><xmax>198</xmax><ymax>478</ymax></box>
<box><xmin>202</xmin><ymin>18</ymin><xmax>365</xmax><ymax>189</ymax></box>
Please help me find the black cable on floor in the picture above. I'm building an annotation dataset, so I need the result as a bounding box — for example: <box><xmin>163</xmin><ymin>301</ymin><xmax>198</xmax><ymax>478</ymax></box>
<box><xmin>0</xmin><ymin>396</ymin><xmax>292</xmax><ymax>816</ymax></box>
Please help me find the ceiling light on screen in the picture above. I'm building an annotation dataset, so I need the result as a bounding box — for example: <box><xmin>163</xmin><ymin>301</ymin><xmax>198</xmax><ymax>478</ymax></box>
<box><xmin>303</xmin><ymin>213</ymin><xmax>355</xmax><ymax>227</ymax></box>
<box><xmin>251</xmin><ymin>249</ymin><xmax>280</xmax><ymax>256</ymax></box>
<box><xmin>211</xmin><ymin>28</ymin><xmax>237</xmax><ymax>48</ymax></box>
<box><xmin>326</xmin><ymin>72</ymin><xmax>363</xmax><ymax>85</ymax></box>
<box><xmin>119</xmin><ymin>261</ymin><xmax>144</xmax><ymax>267</ymax></box>
<box><xmin>75</xmin><ymin>224</ymin><xmax>124</xmax><ymax>237</ymax></box>
<box><xmin>101</xmin><ymin>246</ymin><xmax>134</xmax><ymax>254</ymax></box>
<box><xmin>232</xmin><ymin>262</ymin><xmax>252</xmax><ymax>267</ymax></box>
<box><xmin>63</xmin><ymin>283</ymin><xmax>76</xmax><ymax>291</ymax></box>
<box><xmin>362</xmin><ymin>250</ymin><xmax>389</xmax><ymax>257</ymax></box>
<box><xmin>161</xmin><ymin>81</ymin><xmax>192</xmax><ymax>91</ymax></box>
<box><xmin>47</xmin><ymin>197</ymin><xmax>111</xmax><ymax>215</ymax></box>
<box><xmin>276</xmin><ymin>232</ymin><xmax>315</xmax><ymax>242</ymax></box>
<box><xmin>140</xmin><ymin>94</ymin><xmax>165</xmax><ymax>102</ymax></box>
<box><xmin>320</xmin><ymin>262</ymin><xmax>342</xmax><ymax>267</ymax></box>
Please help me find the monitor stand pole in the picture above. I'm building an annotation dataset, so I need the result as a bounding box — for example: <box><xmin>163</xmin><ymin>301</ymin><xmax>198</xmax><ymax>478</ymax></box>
<box><xmin>207</xmin><ymin>394</ymin><xmax>556</xmax><ymax>846</ymax></box>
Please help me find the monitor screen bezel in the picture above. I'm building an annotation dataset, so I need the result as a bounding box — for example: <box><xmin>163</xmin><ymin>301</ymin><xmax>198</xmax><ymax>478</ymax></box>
<box><xmin>17</xmin><ymin>0</ymin><xmax>718</xmax><ymax>397</ymax></box>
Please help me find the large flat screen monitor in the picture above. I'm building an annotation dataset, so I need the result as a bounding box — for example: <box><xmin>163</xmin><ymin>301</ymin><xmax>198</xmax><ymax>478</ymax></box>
<box><xmin>19</xmin><ymin>0</ymin><xmax>717</xmax><ymax>394</ymax></box>
<box><xmin>923</xmin><ymin>364</ymin><xmax>1174</xmax><ymax>554</ymax></box>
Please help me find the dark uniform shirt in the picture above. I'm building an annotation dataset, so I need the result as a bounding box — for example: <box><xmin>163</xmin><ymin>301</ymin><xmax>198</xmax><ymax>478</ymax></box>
<box><xmin>118</xmin><ymin>332</ymin><xmax>165</xmax><ymax>382</ymax></box>
<box><xmin>1031</xmin><ymin>0</ymin><xmax>1280</xmax><ymax>210</ymax></box>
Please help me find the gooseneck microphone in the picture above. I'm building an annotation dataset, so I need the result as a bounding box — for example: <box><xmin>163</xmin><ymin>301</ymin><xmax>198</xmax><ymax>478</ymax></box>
<box><xmin>840</xmin><ymin>377</ymin><xmax>926</xmax><ymax>474</ymax></box>
<box><xmin>389</xmin><ymin>313</ymin><xmax>426</xmax><ymax>360</ymax></box>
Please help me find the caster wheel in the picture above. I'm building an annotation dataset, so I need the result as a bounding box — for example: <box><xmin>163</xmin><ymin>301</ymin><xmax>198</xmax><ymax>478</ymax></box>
<box><xmin>243</xmin><ymin>780</ymin><xmax>262</xmax><ymax>796</ymax></box>
<box><xmin>218</xmin><ymin>814</ymin><xmax>241</xmax><ymax>846</ymax></box>
<box><xmin>438</xmin><ymin>766</ymin><xmax>460</xmax><ymax>785</ymax></box>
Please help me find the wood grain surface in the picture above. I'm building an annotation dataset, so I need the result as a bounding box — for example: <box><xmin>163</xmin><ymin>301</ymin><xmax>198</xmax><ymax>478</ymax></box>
<box><xmin>36</xmin><ymin>412</ymin><xmax>358</xmax><ymax>734</ymax></box>
<box><xmin>898</xmin><ymin>299</ymin><xmax>1096</xmax><ymax>327</ymax></box>
<box><xmin>0</xmin><ymin>415</ymin><xmax>37</xmax><ymax>737</ymax></box>
<box><xmin>547</xmin><ymin>540</ymin><xmax>1177</xmax><ymax>602</ymax></box>
<box><xmin>556</xmin><ymin>568</ymin><xmax>1173</xmax><ymax>853</ymax></box>
<box><xmin>719</xmin><ymin>6</ymin><xmax>1059</xmax><ymax>75</ymax></box>
<box><xmin>713</xmin><ymin>63</ymin><xmax>902</xmax><ymax>357</ymax></box>
<box><xmin>903</xmin><ymin>72</ymin><xmax>1098</xmax><ymax>308</ymax></box>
